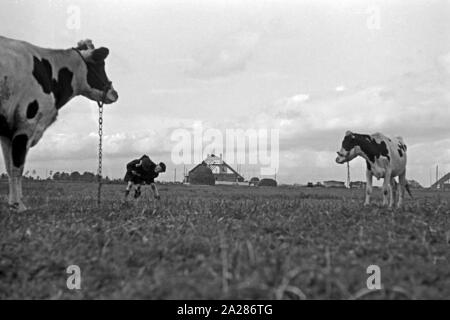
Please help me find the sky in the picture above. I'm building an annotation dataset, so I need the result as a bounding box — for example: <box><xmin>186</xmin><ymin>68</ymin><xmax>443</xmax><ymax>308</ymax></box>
<box><xmin>0</xmin><ymin>0</ymin><xmax>449</xmax><ymax>186</ymax></box>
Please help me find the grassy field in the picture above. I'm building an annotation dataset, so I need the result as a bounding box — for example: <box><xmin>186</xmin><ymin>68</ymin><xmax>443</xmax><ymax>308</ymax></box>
<box><xmin>0</xmin><ymin>181</ymin><xmax>449</xmax><ymax>299</ymax></box>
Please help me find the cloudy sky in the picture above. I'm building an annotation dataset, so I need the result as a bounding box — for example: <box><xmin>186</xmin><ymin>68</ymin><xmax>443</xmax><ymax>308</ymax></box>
<box><xmin>1</xmin><ymin>0</ymin><xmax>449</xmax><ymax>185</ymax></box>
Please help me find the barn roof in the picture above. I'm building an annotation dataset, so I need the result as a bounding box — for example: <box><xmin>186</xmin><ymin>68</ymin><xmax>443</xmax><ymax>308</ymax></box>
<box><xmin>189</xmin><ymin>154</ymin><xmax>244</xmax><ymax>180</ymax></box>
<box><xmin>430</xmin><ymin>172</ymin><xmax>450</xmax><ymax>189</ymax></box>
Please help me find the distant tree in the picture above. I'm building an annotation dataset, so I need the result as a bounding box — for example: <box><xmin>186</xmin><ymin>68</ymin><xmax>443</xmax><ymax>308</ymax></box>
<box><xmin>52</xmin><ymin>172</ymin><xmax>61</xmax><ymax>180</ymax></box>
<box><xmin>60</xmin><ymin>172</ymin><xmax>70</xmax><ymax>180</ymax></box>
<box><xmin>80</xmin><ymin>171</ymin><xmax>95</xmax><ymax>182</ymax></box>
<box><xmin>258</xmin><ymin>178</ymin><xmax>277</xmax><ymax>187</ymax></box>
<box><xmin>69</xmin><ymin>171</ymin><xmax>80</xmax><ymax>181</ymax></box>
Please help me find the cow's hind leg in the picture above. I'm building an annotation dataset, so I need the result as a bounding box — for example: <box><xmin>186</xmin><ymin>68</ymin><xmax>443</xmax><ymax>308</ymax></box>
<box><xmin>397</xmin><ymin>171</ymin><xmax>407</xmax><ymax>208</ymax></box>
<box><xmin>382</xmin><ymin>171</ymin><xmax>393</xmax><ymax>208</ymax></box>
<box><xmin>10</xmin><ymin>134</ymin><xmax>29</xmax><ymax>212</ymax></box>
<box><xmin>364</xmin><ymin>170</ymin><xmax>373</xmax><ymax>206</ymax></box>
<box><xmin>0</xmin><ymin>137</ymin><xmax>14</xmax><ymax>206</ymax></box>
<box><xmin>390</xmin><ymin>177</ymin><xmax>397</xmax><ymax>208</ymax></box>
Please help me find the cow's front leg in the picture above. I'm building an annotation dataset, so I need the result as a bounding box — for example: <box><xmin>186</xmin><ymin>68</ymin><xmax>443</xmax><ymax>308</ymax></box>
<box><xmin>364</xmin><ymin>170</ymin><xmax>373</xmax><ymax>206</ymax></box>
<box><xmin>10</xmin><ymin>134</ymin><xmax>29</xmax><ymax>212</ymax></box>
<box><xmin>382</xmin><ymin>171</ymin><xmax>392</xmax><ymax>208</ymax></box>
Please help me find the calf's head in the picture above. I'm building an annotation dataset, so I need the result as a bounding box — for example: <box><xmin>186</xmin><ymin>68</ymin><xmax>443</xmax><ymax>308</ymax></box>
<box><xmin>336</xmin><ymin>131</ymin><xmax>360</xmax><ymax>164</ymax></box>
<box><xmin>75</xmin><ymin>40</ymin><xmax>118</xmax><ymax>104</ymax></box>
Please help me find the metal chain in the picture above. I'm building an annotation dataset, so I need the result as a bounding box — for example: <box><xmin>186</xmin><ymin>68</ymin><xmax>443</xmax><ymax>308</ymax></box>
<box><xmin>97</xmin><ymin>104</ymin><xmax>103</xmax><ymax>206</ymax></box>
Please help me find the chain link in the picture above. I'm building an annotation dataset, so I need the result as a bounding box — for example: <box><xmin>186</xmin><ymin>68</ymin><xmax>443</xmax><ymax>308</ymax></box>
<box><xmin>97</xmin><ymin>104</ymin><xmax>103</xmax><ymax>206</ymax></box>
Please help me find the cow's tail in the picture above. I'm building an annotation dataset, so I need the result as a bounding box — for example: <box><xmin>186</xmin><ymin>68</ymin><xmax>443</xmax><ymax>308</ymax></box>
<box><xmin>405</xmin><ymin>182</ymin><xmax>413</xmax><ymax>199</ymax></box>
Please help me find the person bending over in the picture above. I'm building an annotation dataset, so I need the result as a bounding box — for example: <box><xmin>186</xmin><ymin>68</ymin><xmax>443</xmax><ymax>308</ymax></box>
<box><xmin>124</xmin><ymin>155</ymin><xmax>166</xmax><ymax>200</ymax></box>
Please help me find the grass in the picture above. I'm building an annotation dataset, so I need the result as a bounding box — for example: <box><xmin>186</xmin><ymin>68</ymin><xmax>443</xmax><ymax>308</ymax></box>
<box><xmin>0</xmin><ymin>181</ymin><xmax>449</xmax><ymax>299</ymax></box>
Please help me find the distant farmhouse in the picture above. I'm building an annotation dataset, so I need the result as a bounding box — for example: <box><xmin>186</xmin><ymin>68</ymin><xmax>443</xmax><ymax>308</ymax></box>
<box><xmin>407</xmin><ymin>179</ymin><xmax>423</xmax><ymax>189</ymax></box>
<box><xmin>430</xmin><ymin>173</ymin><xmax>450</xmax><ymax>190</ymax></box>
<box><xmin>350</xmin><ymin>181</ymin><xmax>366</xmax><ymax>189</ymax></box>
<box><xmin>186</xmin><ymin>154</ymin><xmax>244</xmax><ymax>184</ymax></box>
<box><xmin>323</xmin><ymin>180</ymin><xmax>346</xmax><ymax>188</ymax></box>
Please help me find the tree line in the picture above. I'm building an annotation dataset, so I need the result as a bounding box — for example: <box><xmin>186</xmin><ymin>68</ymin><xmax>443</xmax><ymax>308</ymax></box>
<box><xmin>0</xmin><ymin>171</ymin><xmax>123</xmax><ymax>184</ymax></box>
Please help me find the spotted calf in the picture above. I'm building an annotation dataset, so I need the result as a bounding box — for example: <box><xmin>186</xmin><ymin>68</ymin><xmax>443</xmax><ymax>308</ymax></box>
<box><xmin>336</xmin><ymin>131</ymin><xmax>412</xmax><ymax>208</ymax></box>
<box><xmin>0</xmin><ymin>36</ymin><xmax>118</xmax><ymax>211</ymax></box>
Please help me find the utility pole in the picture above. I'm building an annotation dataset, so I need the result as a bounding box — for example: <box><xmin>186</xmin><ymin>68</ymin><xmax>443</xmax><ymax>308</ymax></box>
<box><xmin>174</xmin><ymin>168</ymin><xmax>177</xmax><ymax>183</ymax></box>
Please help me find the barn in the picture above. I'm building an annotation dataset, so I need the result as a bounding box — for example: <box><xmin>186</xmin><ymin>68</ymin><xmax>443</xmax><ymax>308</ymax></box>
<box><xmin>430</xmin><ymin>173</ymin><xmax>450</xmax><ymax>190</ymax></box>
<box><xmin>186</xmin><ymin>154</ymin><xmax>244</xmax><ymax>183</ymax></box>
<box><xmin>350</xmin><ymin>181</ymin><xmax>366</xmax><ymax>189</ymax></box>
<box><xmin>323</xmin><ymin>180</ymin><xmax>346</xmax><ymax>188</ymax></box>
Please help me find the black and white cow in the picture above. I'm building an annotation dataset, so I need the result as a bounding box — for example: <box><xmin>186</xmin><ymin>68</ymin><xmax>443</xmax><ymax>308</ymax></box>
<box><xmin>335</xmin><ymin>131</ymin><xmax>412</xmax><ymax>208</ymax></box>
<box><xmin>0</xmin><ymin>36</ymin><xmax>118</xmax><ymax>211</ymax></box>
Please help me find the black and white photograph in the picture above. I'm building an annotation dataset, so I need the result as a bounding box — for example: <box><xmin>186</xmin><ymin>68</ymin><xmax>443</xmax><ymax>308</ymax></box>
<box><xmin>0</xmin><ymin>0</ymin><xmax>449</xmax><ymax>304</ymax></box>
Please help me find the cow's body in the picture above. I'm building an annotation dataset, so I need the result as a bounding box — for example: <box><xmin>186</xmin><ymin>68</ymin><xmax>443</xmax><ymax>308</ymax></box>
<box><xmin>0</xmin><ymin>36</ymin><xmax>118</xmax><ymax>211</ymax></box>
<box><xmin>336</xmin><ymin>131</ymin><xmax>411</xmax><ymax>208</ymax></box>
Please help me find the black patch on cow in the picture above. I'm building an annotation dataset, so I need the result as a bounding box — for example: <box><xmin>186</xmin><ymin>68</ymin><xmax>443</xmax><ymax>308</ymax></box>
<box><xmin>342</xmin><ymin>133</ymin><xmax>390</xmax><ymax>162</ymax></box>
<box><xmin>32</xmin><ymin>57</ymin><xmax>53</xmax><ymax>94</ymax></box>
<box><xmin>366</xmin><ymin>161</ymin><xmax>371</xmax><ymax>171</ymax></box>
<box><xmin>26</xmin><ymin>100</ymin><xmax>39</xmax><ymax>119</ymax></box>
<box><xmin>0</xmin><ymin>114</ymin><xmax>11</xmax><ymax>138</ymax></box>
<box><xmin>53</xmin><ymin>68</ymin><xmax>74</xmax><ymax>109</ymax></box>
<box><xmin>86</xmin><ymin>60</ymin><xmax>109</xmax><ymax>91</ymax></box>
<box><xmin>397</xmin><ymin>142</ymin><xmax>407</xmax><ymax>157</ymax></box>
<box><xmin>32</xmin><ymin>56</ymin><xmax>74</xmax><ymax>109</ymax></box>
<box><xmin>12</xmin><ymin>134</ymin><xmax>28</xmax><ymax>167</ymax></box>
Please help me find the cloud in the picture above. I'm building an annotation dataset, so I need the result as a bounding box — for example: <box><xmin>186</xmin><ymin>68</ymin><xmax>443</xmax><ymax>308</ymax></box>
<box><xmin>28</xmin><ymin>129</ymin><xmax>176</xmax><ymax>162</ymax></box>
<box><xmin>237</xmin><ymin>55</ymin><xmax>450</xmax><ymax>184</ymax></box>
<box><xmin>438</xmin><ymin>52</ymin><xmax>450</xmax><ymax>75</ymax></box>
<box><xmin>185</xmin><ymin>31</ymin><xmax>261</xmax><ymax>79</ymax></box>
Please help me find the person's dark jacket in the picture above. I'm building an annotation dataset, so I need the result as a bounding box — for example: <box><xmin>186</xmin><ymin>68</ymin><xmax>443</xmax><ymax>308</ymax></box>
<box><xmin>124</xmin><ymin>155</ymin><xmax>159</xmax><ymax>184</ymax></box>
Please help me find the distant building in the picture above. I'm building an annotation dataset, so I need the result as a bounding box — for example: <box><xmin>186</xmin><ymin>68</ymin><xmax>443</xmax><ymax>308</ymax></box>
<box><xmin>258</xmin><ymin>178</ymin><xmax>277</xmax><ymax>187</ymax></box>
<box><xmin>430</xmin><ymin>173</ymin><xmax>450</xmax><ymax>190</ymax></box>
<box><xmin>186</xmin><ymin>154</ymin><xmax>244</xmax><ymax>184</ymax></box>
<box><xmin>323</xmin><ymin>180</ymin><xmax>346</xmax><ymax>188</ymax></box>
<box><xmin>407</xmin><ymin>179</ymin><xmax>423</xmax><ymax>189</ymax></box>
<box><xmin>350</xmin><ymin>181</ymin><xmax>366</xmax><ymax>189</ymax></box>
<box><xmin>249</xmin><ymin>177</ymin><xmax>260</xmax><ymax>186</ymax></box>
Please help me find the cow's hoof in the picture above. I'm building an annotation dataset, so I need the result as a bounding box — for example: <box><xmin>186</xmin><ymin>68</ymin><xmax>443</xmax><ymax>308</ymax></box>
<box><xmin>9</xmin><ymin>202</ymin><xmax>27</xmax><ymax>212</ymax></box>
